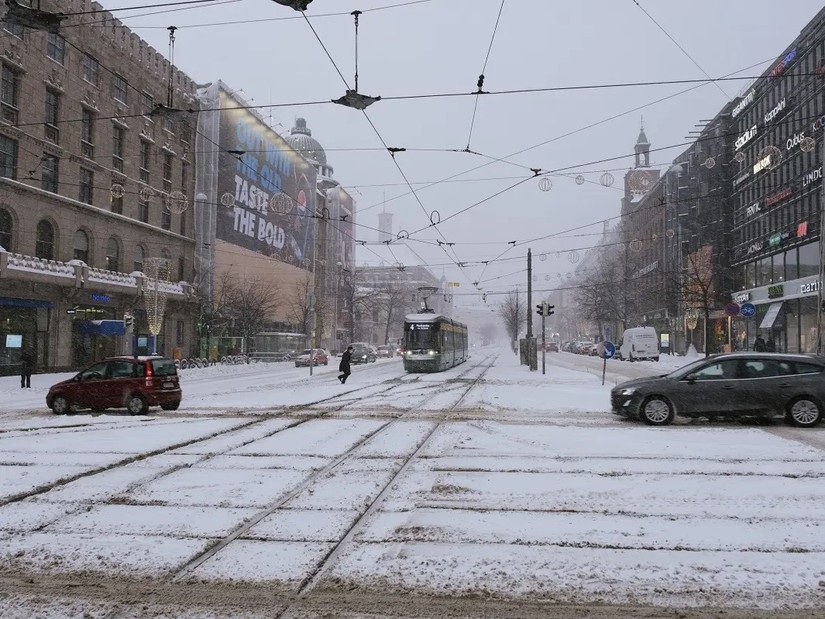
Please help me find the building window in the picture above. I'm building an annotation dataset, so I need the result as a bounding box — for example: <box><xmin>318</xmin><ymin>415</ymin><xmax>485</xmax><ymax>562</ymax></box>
<box><xmin>181</xmin><ymin>161</ymin><xmax>189</xmax><ymax>192</ymax></box>
<box><xmin>111</xmin><ymin>74</ymin><xmax>128</xmax><ymax>104</ymax></box>
<box><xmin>111</xmin><ymin>193</ymin><xmax>123</xmax><ymax>215</ymax></box>
<box><xmin>141</xmin><ymin>92</ymin><xmax>154</xmax><ymax>117</ymax></box>
<box><xmin>44</xmin><ymin>89</ymin><xmax>60</xmax><ymax>143</ymax></box>
<box><xmin>2</xmin><ymin>63</ymin><xmax>21</xmax><ymax>124</ymax></box>
<box><xmin>176</xmin><ymin>319</ymin><xmax>184</xmax><ymax>346</ymax></box>
<box><xmin>46</xmin><ymin>33</ymin><xmax>65</xmax><ymax>64</ymax></box>
<box><xmin>139</xmin><ymin>140</ymin><xmax>151</xmax><ymax>184</ymax></box>
<box><xmin>138</xmin><ymin>198</ymin><xmax>149</xmax><ymax>223</ymax></box>
<box><xmin>35</xmin><ymin>220</ymin><xmax>55</xmax><ymax>260</ymax></box>
<box><xmin>0</xmin><ymin>207</ymin><xmax>12</xmax><ymax>250</ymax></box>
<box><xmin>41</xmin><ymin>154</ymin><xmax>59</xmax><ymax>193</ymax></box>
<box><xmin>73</xmin><ymin>229</ymin><xmax>89</xmax><ymax>263</ymax></box>
<box><xmin>0</xmin><ymin>134</ymin><xmax>17</xmax><ymax>178</ymax></box>
<box><xmin>134</xmin><ymin>244</ymin><xmax>145</xmax><ymax>272</ymax></box>
<box><xmin>83</xmin><ymin>54</ymin><xmax>99</xmax><ymax>86</ymax></box>
<box><xmin>105</xmin><ymin>237</ymin><xmax>120</xmax><ymax>272</ymax></box>
<box><xmin>163</xmin><ymin>152</ymin><xmax>173</xmax><ymax>193</ymax></box>
<box><xmin>79</xmin><ymin>168</ymin><xmax>94</xmax><ymax>205</ymax></box>
<box><xmin>161</xmin><ymin>206</ymin><xmax>171</xmax><ymax>230</ymax></box>
<box><xmin>80</xmin><ymin>108</ymin><xmax>95</xmax><ymax>158</ymax></box>
<box><xmin>112</xmin><ymin>125</ymin><xmax>125</xmax><ymax>172</ymax></box>
<box><xmin>179</xmin><ymin>208</ymin><xmax>186</xmax><ymax>236</ymax></box>
<box><xmin>3</xmin><ymin>20</ymin><xmax>24</xmax><ymax>38</ymax></box>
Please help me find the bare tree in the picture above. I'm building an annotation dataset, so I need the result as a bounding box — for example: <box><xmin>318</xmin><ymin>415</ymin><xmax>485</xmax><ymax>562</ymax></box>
<box><xmin>677</xmin><ymin>244</ymin><xmax>716</xmax><ymax>356</ymax></box>
<box><xmin>285</xmin><ymin>274</ymin><xmax>315</xmax><ymax>339</ymax></box>
<box><xmin>575</xmin><ymin>251</ymin><xmax>628</xmax><ymax>339</ymax></box>
<box><xmin>498</xmin><ymin>290</ymin><xmax>524</xmax><ymax>351</ymax></box>
<box><xmin>215</xmin><ymin>270</ymin><xmax>281</xmax><ymax>354</ymax></box>
<box><xmin>377</xmin><ymin>280</ymin><xmax>412</xmax><ymax>345</ymax></box>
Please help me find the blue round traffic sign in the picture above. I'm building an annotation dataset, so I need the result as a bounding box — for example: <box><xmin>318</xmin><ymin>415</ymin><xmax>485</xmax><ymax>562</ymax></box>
<box><xmin>598</xmin><ymin>341</ymin><xmax>615</xmax><ymax>359</ymax></box>
<box><xmin>740</xmin><ymin>302</ymin><xmax>756</xmax><ymax>318</ymax></box>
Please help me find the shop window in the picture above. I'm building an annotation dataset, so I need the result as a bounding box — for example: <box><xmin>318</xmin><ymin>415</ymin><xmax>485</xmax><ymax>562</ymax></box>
<box><xmin>798</xmin><ymin>241</ymin><xmax>819</xmax><ymax>278</ymax></box>
<box><xmin>35</xmin><ymin>220</ymin><xmax>55</xmax><ymax>260</ymax></box>
<box><xmin>73</xmin><ymin>229</ymin><xmax>89</xmax><ymax>263</ymax></box>
<box><xmin>784</xmin><ymin>248</ymin><xmax>798</xmax><ymax>281</ymax></box>
<box><xmin>105</xmin><ymin>236</ymin><xmax>120</xmax><ymax>272</ymax></box>
<box><xmin>0</xmin><ymin>207</ymin><xmax>12</xmax><ymax>250</ymax></box>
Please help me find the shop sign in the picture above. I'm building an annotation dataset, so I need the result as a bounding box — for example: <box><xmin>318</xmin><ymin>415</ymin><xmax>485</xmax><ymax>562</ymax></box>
<box><xmin>746</xmin><ymin>202</ymin><xmax>761</xmax><ymax>217</ymax></box>
<box><xmin>801</xmin><ymin>281</ymin><xmax>820</xmax><ymax>294</ymax></box>
<box><xmin>786</xmin><ymin>131</ymin><xmax>806</xmax><ymax>151</ymax></box>
<box><xmin>735</xmin><ymin>125</ymin><xmax>758</xmax><ymax>150</ymax></box>
<box><xmin>803</xmin><ymin>166</ymin><xmax>822</xmax><ymax>187</ymax></box>
<box><xmin>768</xmin><ymin>230</ymin><xmax>793</xmax><ymax>247</ymax></box>
<box><xmin>764</xmin><ymin>97</ymin><xmax>787</xmax><ymax>124</ymax></box>
<box><xmin>732</xmin><ymin>89</ymin><xmax>755</xmax><ymax>119</ymax></box>
<box><xmin>753</xmin><ymin>155</ymin><xmax>772</xmax><ymax>174</ymax></box>
<box><xmin>747</xmin><ymin>241</ymin><xmax>763</xmax><ymax>256</ymax></box>
<box><xmin>733</xmin><ymin>171</ymin><xmax>750</xmax><ymax>187</ymax></box>
<box><xmin>770</xmin><ymin>48</ymin><xmax>797</xmax><ymax>79</ymax></box>
<box><xmin>90</xmin><ymin>293</ymin><xmax>112</xmax><ymax>303</ymax></box>
<box><xmin>812</xmin><ymin>115</ymin><xmax>825</xmax><ymax>132</ymax></box>
<box><xmin>768</xmin><ymin>284</ymin><xmax>785</xmax><ymax>299</ymax></box>
<box><xmin>735</xmin><ymin>292</ymin><xmax>751</xmax><ymax>304</ymax></box>
<box><xmin>765</xmin><ymin>187</ymin><xmax>792</xmax><ymax>207</ymax></box>
<box><xmin>798</xmin><ymin>221</ymin><xmax>809</xmax><ymax>237</ymax></box>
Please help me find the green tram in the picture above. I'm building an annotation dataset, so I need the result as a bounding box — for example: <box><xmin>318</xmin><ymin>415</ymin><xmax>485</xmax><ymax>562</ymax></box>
<box><xmin>402</xmin><ymin>313</ymin><xmax>468</xmax><ymax>373</ymax></box>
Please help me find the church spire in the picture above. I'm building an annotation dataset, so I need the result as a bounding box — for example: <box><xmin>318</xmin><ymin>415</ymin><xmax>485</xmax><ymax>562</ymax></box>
<box><xmin>634</xmin><ymin>118</ymin><xmax>650</xmax><ymax>168</ymax></box>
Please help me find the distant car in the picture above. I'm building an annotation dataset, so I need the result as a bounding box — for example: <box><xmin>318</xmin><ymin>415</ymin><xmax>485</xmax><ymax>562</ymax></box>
<box><xmin>294</xmin><ymin>348</ymin><xmax>329</xmax><ymax>367</ymax></box>
<box><xmin>348</xmin><ymin>343</ymin><xmax>377</xmax><ymax>364</ymax></box>
<box><xmin>544</xmin><ymin>342</ymin><xmax>559</xmax><ymax>352</ymax></box>
<box><xmin>611</xmin><ymin>352</ymin><xmax>825</xmax><ymax>427</ymax></box>
<box><xmin>47</xmin><ymin>356</ymin><xmax>181</xmax><ymax>415</ymax></box>
<box><xmin>376</xmin><ymin>345</ymin><xmax>394</xmax><ymax>358</ymax></box>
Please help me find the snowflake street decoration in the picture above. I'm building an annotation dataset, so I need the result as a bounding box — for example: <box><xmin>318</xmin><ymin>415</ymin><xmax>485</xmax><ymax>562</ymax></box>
<box><xmin>545</xmin><ymin>274</ymin><xmax>551</xmax><ymax>281</ymax></box>
<box><xmin>143</xmin><ymin>257</ymin><xmax>171</xmax><ymax>341</ymax></box>
<box><xmin>539</xmin><ymin>253</ymin><xmax>546</xmax><ymax>261</ymax></box>
<box><xmin>666</xmin><ymin>229</ymin><xmax>675</xmax><ymax>239</ymax></box>
<box><xmin>165</xmin><ymin>191</ymin><xmax>188</xmax><ymax>214</ymax></box>
<box><xmin>801</xmin><ymin>137</ymin><xmax>816</xmax><ymax>152</ymax></box>
<box><xmin>575</xmin><ymin>174</ymin><xmax>585</xmax><ymax>185</ymax></box>
<box><xmin>757</xmin><ymin>145</ymin><xmax>783</xmax><ymax>170</ymax></box>
<box><xmin>271</xmin><ymin>192</ymin><xmax>294</xmax><ymax>214</ymax></box>
<box><xmin>600</xmin><ymin>172</ymin><xmax>614</xmax><ymax>187</ymax></box>
<box><xmin>568</xmin><ymin>250</ymin><xmax>580</xmax><ymax>264</ymax></box>
<box><xmin>734</xmin><ymin>151</ymin><xmax>746</xmax><ymax>163</ymax></box>
<box><xmin>110</xmin><ymin>184</ymin><xmax>125</xmax><ymax>199</ymax></box>
<box><xmin>703</xmin><ymin>157</ymin><xmax>716</xmax><ymax>169</ymax></box>
<box><xmin>629</xmin><ymin>239</ymin><xmax>643</xmax><ymax>252</ymax></box>
<box><xmin>538</xmin><ymin>177</ymin><xmax>552</xmax><ymax>192</ymax></box>
<box><xmin>139</xmin><ymin>185</ymin><xmax>154</xmax><ymax>202</ymax></box>
<box><xmin>220</xmin><ymin>192</ymin><xmax>236</xmax><ymax>208</ymax></box>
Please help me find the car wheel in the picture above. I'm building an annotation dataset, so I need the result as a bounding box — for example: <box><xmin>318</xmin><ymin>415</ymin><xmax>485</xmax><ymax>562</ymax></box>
<box><xmin>653</xmin><ymin>357</ymin><xmax>660</xmax><ymax>362</ymax></box>
<box><xmin>161</xmin><ymin>401</ymin><xmax>180</xmax><ymax>411</ymax></box>
<box><xmin>640</xmin><ymin>395</ymin><xmax>674</xmax><ymax>426</ymax></box>
<box><xmin>126</xmin><ymin>394</ymin><xmax>149</xmax><ymax>415</ymax></box>
<box><xmin>51</xmin><ymin>395</ymin><xmax>72</xmax><ymax>415</ymax></box>
<box><xmin>785</xmin><ymin>396</ymin><xmax>823</xmax><ymax>427</ymax></box>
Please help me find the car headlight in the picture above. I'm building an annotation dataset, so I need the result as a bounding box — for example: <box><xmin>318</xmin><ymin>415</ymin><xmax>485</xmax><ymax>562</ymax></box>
<box><xmin>618</xmin><ymin>387</ymin><xmax>637</xmax><ymax>396</ymax></box>
<box><xmin>428</xmin><ymin>350</ymin><xmax>436</xmax><ymax>355</ymax></box>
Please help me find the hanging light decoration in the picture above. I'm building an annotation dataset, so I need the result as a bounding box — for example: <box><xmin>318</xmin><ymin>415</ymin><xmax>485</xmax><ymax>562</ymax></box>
<box><xmin>703</xmin><ymin>157</ymin><xmax>716</xmax><ymax>169</ymax></box>
<box><xmin>545</xmin><ymin>274</ymin><xmax>551</xmax><ymax>281</ymax></box>
<box><xmin>629</xmin><ymin>239</ymin><xmax>643</xmax><ymax>252</ymax></box>
<box><xmin>220</xmin><ymin>192</ymin><xmax>235</xmax><ymax>208</ymax></box>
<box><xmin>270</xmin><ymin>192</ymin><xmax>294</xmax><ymax>214</ymax></box>
<box><xmin>539</xmin><ymin>253</ymin><xmax>547</xmax><ymax>261</ymax></box>
<box><xmin>538</xmin><ymin>177</ymin><xmax>552</xmax><ymax>192</ymax></box>
<box><xmin>600</xmin><ymin>172</ymin><xmax>614</xmax><ymax>187</ymax></box>
<box><xmin>801</xmin><ymin>137</ymin><xmax>817</xmax><ymax>152</ymax></box>
<box><xmin>110</xmin><ymin>184</ymin><xmax>125</xmax><ymax>199</ymax></box>
<box><xmin>165</xmin><ymin>191</ymin><xmax>188</xmax><ymax>214</ymax></box>
<box><xmin>666</xmin><ymin>229</ymin><xmax>675</xmax><ymax>239</ymax></box>
<box><xmin>568</xmin><ymin>250</ymin><xmax>580</xmax><ymax>263</ymax></box>
<box><xmin>757</xmin><ymin>145</ymin><xmax>783</xmax><ymax>170</ymax></box>
<box><xmin>575</xmin><ymin>174</ymin><xmax>585</xmax><ymax>185</ymax></box>
<box><xmin>734</xmin><ymin>151</ymin><xmax>746</xmax><ymax>163</ymax></box>
<box><xmin>139</xmin><ymin>185</ymin><xmax>154</xmax><ymax>202</ymax></box>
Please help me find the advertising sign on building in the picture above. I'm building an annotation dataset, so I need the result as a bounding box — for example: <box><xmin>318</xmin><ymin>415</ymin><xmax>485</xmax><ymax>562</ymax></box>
<box><xmin>214</xmin><ymin>90</ymin><xmax>317</xmax><ymax>271</ymax></box>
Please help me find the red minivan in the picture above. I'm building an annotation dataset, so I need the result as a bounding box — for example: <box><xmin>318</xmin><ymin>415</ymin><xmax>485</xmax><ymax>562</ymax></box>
<box><xmin>47</xmin><ymin>356</ymin><xmax>182</xmax><ymax>415</ymax></box>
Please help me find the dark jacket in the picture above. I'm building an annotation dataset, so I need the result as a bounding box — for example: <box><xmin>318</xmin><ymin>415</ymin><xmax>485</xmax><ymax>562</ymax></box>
<box><xmin>754</xmin><ymin>337</ymin><xmax>767</xmax><ymax>352</ymax></box>
<box><xmin>21</xmin><ymin>349</ymin><xmax>35</xmax><ymax>371</ymax></box>
<box><xmin>339</xmin><ymin>350</ymin><xmax>352</xmax><ymax>373</ymax></box>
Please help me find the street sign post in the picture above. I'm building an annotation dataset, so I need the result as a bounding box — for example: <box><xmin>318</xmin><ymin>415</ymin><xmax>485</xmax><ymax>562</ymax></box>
<box><xmin>597</xmin><ymin>341</ymin><xmax>615</xmax><ymax>385</ymax></box>
<box><xmin>724</xmin><ymin>302</ymin><xmax>741</xmax><ymax>317</ymax></box>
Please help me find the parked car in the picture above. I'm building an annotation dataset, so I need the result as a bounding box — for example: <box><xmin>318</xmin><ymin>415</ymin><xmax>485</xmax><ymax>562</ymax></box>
<box><xmin>294</xmin><ymin>348</ymin><xmax>329</xmax><ymax>367</ymax></box>
<box><xmin>543</xmin><ymin>342</ymin><xmax>559</xmax><ymax>352</ymax></box>
<box><xmin>349</xmin><ymin>343</ymin><xmax>377</xmax><ymax>364</ymax></box>
<box><xmin>376</xmin><ymin>345</ymin><xmax>395</xmax><ymax>358</ymax></box>
<box><xmin>47</xmin><ymin>356</ymin><xmax>182</xmax><ymax>415</ymax></box>
<box><xmin>611</xmin><ymin>352</ymin><xmax>825</xmax><ymax>427</ymax></box>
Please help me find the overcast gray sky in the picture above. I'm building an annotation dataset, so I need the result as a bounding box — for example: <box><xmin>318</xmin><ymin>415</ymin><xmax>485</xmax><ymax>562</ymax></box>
<box><xmin>104</xmin><ymin>0</ymin><xmax>824</xmax><ymax>305</ymax></box>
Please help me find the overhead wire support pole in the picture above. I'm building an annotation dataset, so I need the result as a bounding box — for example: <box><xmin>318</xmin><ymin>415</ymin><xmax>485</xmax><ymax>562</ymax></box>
<box><xmin>817</xmin><ymin>134</ymin><xmax>825</xmax><ymax>355</ymax></box>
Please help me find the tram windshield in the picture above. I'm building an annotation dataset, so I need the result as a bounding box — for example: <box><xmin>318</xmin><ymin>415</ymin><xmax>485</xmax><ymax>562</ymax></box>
<box><xmin>405</xmin><ymin>323</ymin><xmax>436</xmax><ymax>349</ymax></box>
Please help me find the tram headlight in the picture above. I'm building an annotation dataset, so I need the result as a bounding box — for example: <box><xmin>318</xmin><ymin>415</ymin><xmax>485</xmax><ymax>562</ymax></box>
<box><xmin>428</xmin><ymin>350</ymin><xmax>435</xmax><ymax>355</ymax></box>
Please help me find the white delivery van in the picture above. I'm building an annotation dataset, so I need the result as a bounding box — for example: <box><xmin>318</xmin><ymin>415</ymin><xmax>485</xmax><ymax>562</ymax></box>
<box><xmin>618</xmin><ymin>326</ymin><xmax>659</xmax><ymax>362</ymax></box>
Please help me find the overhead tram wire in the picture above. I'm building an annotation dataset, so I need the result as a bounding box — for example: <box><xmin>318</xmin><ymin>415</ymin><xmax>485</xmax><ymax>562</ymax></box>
<box><xmin>465</xmin><ymin>0</ymin><xmax>506</xmax><ymax>150</ymax></box>
<box><xmin>630</xmin><ymin>0</ymin><xmax>730</xmax><ymax>99</ymax></box>
<box><xmin>61</xmin><ymin>0</ymin><xmax>235</xmax><ymax>16</ymax></box>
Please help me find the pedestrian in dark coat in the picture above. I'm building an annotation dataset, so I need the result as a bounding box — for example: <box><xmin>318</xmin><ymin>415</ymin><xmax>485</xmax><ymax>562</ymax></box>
<box><xmin>20</xmin><ymin>347</ymin><xmax>35</xmax><ymax>389</ymax></box>
<box><xmin>754</xmin><ymin>336</ymin><xmax>767</xmax><ymax>352</ymax></box>
<box><xmin>338</xmin><ymin>345</ymin><xmax>353</xmax><ymax>384</ymax></box>
<box><xmin>766</xmin><ymin>337</ymin><xmax>776</xmax><ymax>352</ymax></box>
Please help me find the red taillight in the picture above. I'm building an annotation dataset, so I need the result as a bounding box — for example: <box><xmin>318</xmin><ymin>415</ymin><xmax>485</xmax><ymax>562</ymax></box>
<box><xmin>145</xmin><ymin>362</ymin><xmax>153</xmax><ymax>387</ymax></box>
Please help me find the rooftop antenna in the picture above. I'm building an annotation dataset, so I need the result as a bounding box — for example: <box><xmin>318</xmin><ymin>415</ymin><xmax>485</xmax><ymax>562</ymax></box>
<box><xmin>332</xmin><ymin>11</ymin><xmax>381</xmax><ymax>110</ymax></box>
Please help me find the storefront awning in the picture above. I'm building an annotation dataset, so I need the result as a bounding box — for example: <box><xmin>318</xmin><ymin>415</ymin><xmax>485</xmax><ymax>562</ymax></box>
<box><xmin>759</xmin><ymin>302</ymin><xmax>783</xmax><ymax>329</ymax></box>
<box><xmin>73</xmin><ymin>319</ymin><xmax>126</xmax><ymax>336</ymax></box>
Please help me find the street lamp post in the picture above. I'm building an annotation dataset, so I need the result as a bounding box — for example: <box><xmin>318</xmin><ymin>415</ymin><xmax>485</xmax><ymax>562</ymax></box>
<box><xmin>334</xmin><ymin>260</ymin><xmax>342</xmax><ymax>354</ymax></box>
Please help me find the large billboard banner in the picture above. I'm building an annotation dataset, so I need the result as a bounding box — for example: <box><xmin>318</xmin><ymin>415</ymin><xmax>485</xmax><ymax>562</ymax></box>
<box><xmin>216</xmin><ymin>90</ymin><xmax>316</xmax><ymax>270</ymax></box>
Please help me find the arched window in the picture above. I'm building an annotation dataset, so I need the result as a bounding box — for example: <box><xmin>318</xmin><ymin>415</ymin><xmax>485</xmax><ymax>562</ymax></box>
<box><xmin>73</xmin><ymin>229</ymin><xmax>89</xmax><ymax>263</ymax></box>
<box><xmin>105</xmin><ymin>236</ymin><xmax>120</xmax><ymax>272</ymax></box>
<box><xmin>0</xmin><ymin>208</ymin><xmax>12</xmax><ymax>251</ymax></box>
<box><xmin>35</xmin><ymin>219</ymin><xmax>55</xmax><ymax>260</ymax></box>
<box><xmin>133</xmin><ymin>244</ymin><xmax>145</xmax><ymax>272</ymax></box>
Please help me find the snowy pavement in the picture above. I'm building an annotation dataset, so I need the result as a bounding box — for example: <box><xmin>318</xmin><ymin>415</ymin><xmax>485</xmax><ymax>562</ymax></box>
<box><xmin>0</xmin><ymin>348</ymin><xmax>824</xmax><ymax>617</ymax></box>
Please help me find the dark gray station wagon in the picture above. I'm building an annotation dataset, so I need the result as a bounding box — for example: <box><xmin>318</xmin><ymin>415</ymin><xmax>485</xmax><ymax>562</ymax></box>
<box><xmin>611</xmin><ymin>352</ymin><xmax>825</xmax><ymax>427</ymax></box>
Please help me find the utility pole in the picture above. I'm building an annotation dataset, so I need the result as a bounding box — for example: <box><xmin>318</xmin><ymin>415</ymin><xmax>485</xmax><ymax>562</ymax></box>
<box><xmin>526</xmin><ymin>249</ymin><xmax>537</xmax><ymax>370</ymax></box>
<box><xmin>818</xmin><ymin>135</ymin><xmax>825</xmax><ymax>354</ymax></box>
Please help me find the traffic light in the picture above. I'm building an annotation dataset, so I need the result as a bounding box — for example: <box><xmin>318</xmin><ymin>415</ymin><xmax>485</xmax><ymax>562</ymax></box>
<box><xmin>545</xmin><ymin>304</ymin><xmax>555</xmax><ymax>317</ymax></box>
<box><xmin>123</xmin><ymin>313</ymin><xmax>134</xmax><ymax>330</ymax></box>
<box><xmin>536</xmin><ymin>304</ymin><xmax>544</xmax><ymax>316</ymax></box>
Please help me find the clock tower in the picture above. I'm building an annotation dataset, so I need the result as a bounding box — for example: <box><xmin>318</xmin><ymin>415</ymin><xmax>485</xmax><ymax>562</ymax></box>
<box><xmin>634</xmin><ymin>121</ymin><xmax>650</xmax><ymax>168</ymax></box>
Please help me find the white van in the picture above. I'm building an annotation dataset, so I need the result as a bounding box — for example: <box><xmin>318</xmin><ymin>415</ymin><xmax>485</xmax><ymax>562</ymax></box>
<box><xmin>618</xmin><ymin>327</ymin><xmax>659</xmax><ymax>362</ymax></box>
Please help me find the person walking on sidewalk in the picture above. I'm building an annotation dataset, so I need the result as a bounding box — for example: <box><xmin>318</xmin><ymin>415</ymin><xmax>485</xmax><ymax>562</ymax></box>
<box><xmin>20</xmin><ymin>346</ymin><xmax>35</xmax><ymax>389</ymax></box>
<box><xmin>338</xmin><ymin>345</ymin><xmax>353</xmax><ymax>384</ymax></box>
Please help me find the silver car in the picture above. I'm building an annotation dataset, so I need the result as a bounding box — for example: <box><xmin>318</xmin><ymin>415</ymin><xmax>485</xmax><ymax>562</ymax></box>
<box><xmin>611</xmin><ymin>352</ymin><xmax>825</xmax><ymax>427</ymax></box>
